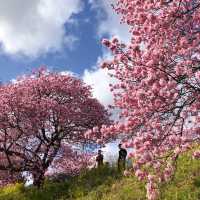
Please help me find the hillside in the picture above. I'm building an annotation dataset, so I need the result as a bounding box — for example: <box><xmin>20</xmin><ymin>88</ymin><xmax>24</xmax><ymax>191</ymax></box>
<box><xmin>1</xmin><ymin>151</ymin><xmax>200</xmax><ymax>200</ymax></box>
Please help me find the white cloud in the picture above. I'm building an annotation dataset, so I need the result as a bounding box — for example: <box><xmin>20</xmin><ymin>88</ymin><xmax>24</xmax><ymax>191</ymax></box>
<box><xmin>82</xmin><ymin>53</ymin><xmax>116</xmax><ymax>108</ymax></box>
<box><xmin>83</xmin><ymin>68</ymin><xmax>114</xmax><ymax>107</ymax></box>
<box><xmin>82</xmin><ymin>52</ymin><xmax>121</xmax><ymax>121</ymax></box>
<box><xmin>83</xmin><ymin>69</ymin><xmax>120</xmax><ymax>122</ymax></box>
<box><xmin>89</xmin><ymin>0</ymin><xmax>130</xmax><ymax>43</ymax></box>
<box><xmin>60</xmin><ymin>70</ymin><xmax>77</xmax><ymax>77</ymax></box>
<box><xmin>0</xmin><ymin>0</ymin><xmax>82</xmax><ymax>57</ymax></box>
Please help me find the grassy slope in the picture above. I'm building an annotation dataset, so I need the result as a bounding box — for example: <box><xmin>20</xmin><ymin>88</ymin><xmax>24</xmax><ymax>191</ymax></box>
<box><xmin>1</xmin><ymin>151</ymin><xmax>200</xmax><ymax>200</ymax></box>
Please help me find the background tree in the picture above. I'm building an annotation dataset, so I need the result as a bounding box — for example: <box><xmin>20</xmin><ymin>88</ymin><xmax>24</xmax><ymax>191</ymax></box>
<box><xmin>100</xmin><ymin>0</ymin><xmax>200</xmax><ymax>199</ymax></box>
<box><xmin>45</xmin><ymin>144</ymin><xmax>94</xmax><ymax>179</ymax></box>
<box><xmin>0</xmin><ymin>69</ymin><xmax>110</xmax><ymax>188</ymax></box>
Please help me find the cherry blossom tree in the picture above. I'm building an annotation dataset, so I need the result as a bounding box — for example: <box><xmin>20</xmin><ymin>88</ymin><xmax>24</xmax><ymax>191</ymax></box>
<box><xmin>45</xmin><ymin>144</ymin><xmax>95</xmax><ymax>179</ymax></box>
<box><xmin>100</xmin><ymin>0</ymin><xmax>200</xmax><ymax>199</ymax></box>
<box><xmin>0</xmin><ymin>69</ymin><xmax>110</xmax><ymax>188</ymax></box>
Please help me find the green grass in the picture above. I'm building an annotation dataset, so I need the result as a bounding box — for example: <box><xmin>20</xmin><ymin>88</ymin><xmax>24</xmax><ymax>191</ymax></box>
<box><xmin>0</xmin><ymin>166</ymin><xmax>122</xmax><ymax>200</ymax></box>
<box><xmin>1</xmin><ymin>150</ymin><xmax>200</xmax><ymax>200</ymax></box>
<box><xmin>159</xmin><ymin>151</ymin><xmax>200</xmax><ymax>200</ymax></box>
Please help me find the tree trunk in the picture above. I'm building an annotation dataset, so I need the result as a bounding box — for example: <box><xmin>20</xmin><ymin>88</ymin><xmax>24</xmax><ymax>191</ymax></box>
<box><xmin>33</xmin><ymin>172</ymin><xmax>45</xmax><ymax>189</ymax></box>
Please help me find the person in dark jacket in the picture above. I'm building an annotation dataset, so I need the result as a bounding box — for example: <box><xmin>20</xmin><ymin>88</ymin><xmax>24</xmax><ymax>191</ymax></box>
<box><xmin>96</xmin><ymin>150</ymin><xmax>104</xmax><ymax>168</ymax></box>
<box><xmin>118</xmin><ymin>144</ymin><xmax>127</xmax><ymax>171</ymax></box>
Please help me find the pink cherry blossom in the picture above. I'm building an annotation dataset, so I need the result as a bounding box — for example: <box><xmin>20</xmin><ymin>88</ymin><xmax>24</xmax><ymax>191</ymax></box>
<box><xmin>100</xmin><ymin>0</ymin><xmax>200</xmax><ymax>199</ymax></box>
<box><xmin>0</xmin><ymin>69</ymin><xmax>110</xmax><ymax>187</ymax></box>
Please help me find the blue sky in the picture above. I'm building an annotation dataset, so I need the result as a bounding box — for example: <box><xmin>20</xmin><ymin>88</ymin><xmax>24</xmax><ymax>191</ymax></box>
<box><xmin>0</xmin><ymin>0</ymin><xmax>130</xmax><ymax>107</ymax></box>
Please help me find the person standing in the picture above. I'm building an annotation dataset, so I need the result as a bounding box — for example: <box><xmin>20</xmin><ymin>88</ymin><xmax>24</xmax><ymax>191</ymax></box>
<box><xmin>96</xmin><ymin>150</ymin><xmax>104</xmax><ymax>168</ymax></box>
<box><xmin>118</xmin><ymin>144</ymin><xmax>127</xmax><ymax>171</ymax></box>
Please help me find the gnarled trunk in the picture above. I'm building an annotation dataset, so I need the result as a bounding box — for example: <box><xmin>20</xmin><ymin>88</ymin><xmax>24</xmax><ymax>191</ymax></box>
<box><xmin>32</xmin><ymin>172</ymin><xmax>45</xmax><ymax>188</ymax></box>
